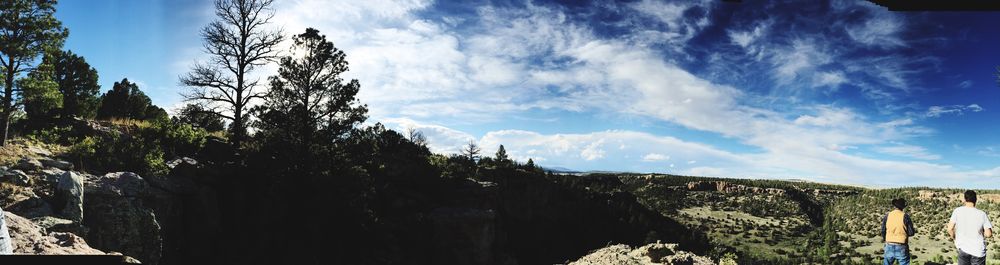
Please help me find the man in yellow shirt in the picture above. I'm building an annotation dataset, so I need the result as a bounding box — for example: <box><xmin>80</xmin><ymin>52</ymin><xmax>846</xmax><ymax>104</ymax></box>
<box><xmin>881</xmin><ymin>198</ymin><xmax>916</xmax><ymax>265</ymax></box>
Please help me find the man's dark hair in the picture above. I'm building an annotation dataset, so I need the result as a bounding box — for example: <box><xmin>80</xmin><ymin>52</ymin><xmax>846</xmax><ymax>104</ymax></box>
<box><xmin>892</xmin><ymin>198</ymin><xmax>906</xmax><ymax>210</ymax></box>
<box><xmin>965</xmin><ymin>190</ymin><xmax>977</xmax><ymax>203</ymax></box>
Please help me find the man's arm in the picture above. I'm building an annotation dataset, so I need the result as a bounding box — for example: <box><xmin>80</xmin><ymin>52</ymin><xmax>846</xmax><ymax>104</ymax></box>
<box><xmin>984</xmin><ymin>213</ymin><xmax>993</xmax><ymax>238</ymax></box>
<box><xmin>948</xmin><ymin>221</ymin><xmax>956</xmax><ymax>240</ymax></box>
<box><xmin>904</xmin><ymin>213</ymin><xmax>916</xmax><ymax>236</ymax></box>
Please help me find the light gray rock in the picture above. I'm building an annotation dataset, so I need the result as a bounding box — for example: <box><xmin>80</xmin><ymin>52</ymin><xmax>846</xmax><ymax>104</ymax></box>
<box><xmin>4</xmin><ymin>211</ymin><xmax>105</xmax><ymax>254</ymax></box>
<box><xmin>41</xmin><ymin>158</ymin><xmax>74</xmax><ymax>170</ymax></box>
<box><xmin>56</xmin><ymin>171</ymin><xmax>85</xmax><ymax>222</ymax></box>
<box><xmin>14</xmin><ymin>158</ymin><xmax>42</xmax><ymax>171</ymax></box>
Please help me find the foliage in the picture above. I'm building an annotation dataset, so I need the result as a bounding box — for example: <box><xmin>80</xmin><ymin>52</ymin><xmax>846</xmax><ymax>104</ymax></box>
<box><xmin>52</xmin><ymin>49</ymin><xmax>100</xmax><ymax>119</ymax></box>
<box><xmin>96</xmin><ymin>78</ymin><xmax>168</xmax><ymax>121</ymax></box>
<box><xmin>16</xmin><ymin>52</ymin><xmax>62</xmax><ymax>123</ymax></box>
<box><xmin>25</xmin><ymin>125</ymin><xmax>72</xmax><ymax>145</ymax></box>
<box><xmin>173</xmin><ymin>103</ymin><xmax>224</xmax><ymax>132</ymax></box>
<box><xmin>78</xmin><ymin>119</ymin><xmax>208</xmax><ymax>177</ymax></box>
<box><xmin>67</xmin><ymin>136</ymin><xmax>96</xmax><ymax>170</ymax></box>
<box><xmin>0</xmin><ymin>0</ymin><xmax>67</xmax><ymax>145</ymax></box>
<box><xmin>180</xmin><ymin>0</ymin><xmax>284</xmax><ymax>148</ymax></box>
<box><xmin>254</xmin><ymin>27</ymin><xmax>367</xmax><ymax>153</ymax></box>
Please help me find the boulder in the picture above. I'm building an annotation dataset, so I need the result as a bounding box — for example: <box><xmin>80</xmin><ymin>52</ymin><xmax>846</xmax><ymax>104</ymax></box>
<box><xmin>4</xmin><ymin>211</ymin><xmax>105</xmax><ymax>254</ymax></box>
<box><xmin>84</xmin><ymin>172</ymin><xmax>162</xmax><ymax>265</ymax></box>
<box><xmin>41</xmin><ymin>158</ymin><xmax>74</xmax><ymax>170</ymax></box>
<box><xmin>40</xmin><ymin>168</ymin><xmax>66</xmax><ymax>184</ymax></box>
<box><xmin>5</xmin><ymin>189</ymin><xmax>54</xmax><ymax>218</ymax></box>
<box><xmin>55</xmin><ymin>171</ymin><xmax>85</xmax><ymax>222</ymax></box>
<box><xmin>2</xmin><ymin>169</ymin><xmax>31</xmax><ymax>186</ymax></box>
<box><xmin>86</xmin><ymin>172</ymin><xmax>150</xmax><ymax>197</ymax></box>
<box><xmin>14</xmin><ymin>158</ymin><xmax>42</xmax><ymax>171</ymax></box>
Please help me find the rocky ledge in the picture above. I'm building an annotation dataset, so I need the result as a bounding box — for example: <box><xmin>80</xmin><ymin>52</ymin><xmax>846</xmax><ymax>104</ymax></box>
<box><xmin>569</xmin><ymin>243</ymin><xmax>716</xmax><ymax>265</ymax></box>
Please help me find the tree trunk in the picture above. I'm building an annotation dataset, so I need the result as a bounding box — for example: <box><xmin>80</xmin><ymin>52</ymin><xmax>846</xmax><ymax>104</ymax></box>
<box><xmin>1</xmin><ymin>69</ymin><xmax>14</xmax><ymax>146</ymax></box>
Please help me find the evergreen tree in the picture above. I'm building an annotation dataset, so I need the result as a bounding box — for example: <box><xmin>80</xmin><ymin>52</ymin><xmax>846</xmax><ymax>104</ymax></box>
<box><xmin>495</xmin><ymin>144</ymin><xmax>512</xmax><ymax>168</ymax></box>
<box><xmin>52</xmin><ymin>49</ymin><xmax>100</xmax><ymax>119</ymax></box>
<box><xmin>255</xmin><ymin>27</ymin><xmax>366</xmax><ymax>150</ymax></box>
<box><xmin>0</xmin><ymin>0</ymin><xmax>67</xmax><ymax>145</ymax></box>
<box><xmin>16</xmin><ymin>52</ymin><xmax>61</xmax><ymax>123</ymax></box>
<box><xmin>96</xmin><ymin>78</ymin><xmax>167</xmax><ymax>121</ymax></box>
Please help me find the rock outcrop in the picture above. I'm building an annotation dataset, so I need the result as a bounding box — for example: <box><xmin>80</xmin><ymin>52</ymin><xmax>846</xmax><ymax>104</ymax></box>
<box><xmin>4</xmin><ymin>211</ymin><xmax>104</xmax><ymax>254</ymax></box>
<box><xmin>570</xmin><ymin>243</ymin><xmax>714</xmax><ymax>265</ymax></box>
<box><xmin>1</xmin><ymin>169</ymin><xmax>31</xmax><ymax>186</ymax></box>
<box><xmin>83</xmin><ymin>172</ymin><xmax>162</xmax><ymax>265</ymax></box>
<box><xmin>686</xmin><ymin>181</ymin><xmax>786</xmax><ymax>195</ymax></box>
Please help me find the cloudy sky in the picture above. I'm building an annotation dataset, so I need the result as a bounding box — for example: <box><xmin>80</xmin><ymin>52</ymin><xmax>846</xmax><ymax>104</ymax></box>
<box><xmin>55</xmin><ymin>0</ymin><xmax>1000</xmax><ymax>188</ymax></box>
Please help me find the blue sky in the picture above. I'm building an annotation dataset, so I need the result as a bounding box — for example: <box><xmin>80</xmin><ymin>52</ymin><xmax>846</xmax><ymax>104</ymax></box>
<box><xmin>52</xmin><ymin>0</ymin><xmax>1000</xmax><ymax>188</ymax></box>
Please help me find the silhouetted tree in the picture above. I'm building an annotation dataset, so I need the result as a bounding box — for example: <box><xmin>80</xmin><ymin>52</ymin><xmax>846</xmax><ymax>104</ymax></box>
<box><xmin>0</xmin><ymin>0</ymin><xmax>67</xmax><ymax>145</ymax></box>
<box><xmin>495</xmin><ymin>144</ymin><xmax>512</xmax><ymax>168</ymax></box>
<box><xmin>180</xmin><ymin>0</ymin><xmax>283</xmax><ymax>148</ymax></box>
<box><xmin>406</xmin><ymin>127</ymin><xmax>427</xmax><ymax>146</ymax></box>
<box><xmin>97</xmin><ymin>78</ymin><xmax>167</xmax><ymax>121</ymax></box>
<box><xmin>17</xmin><ymin>51</ymin><xmax>61</xmax><ymax>123</ymax></box>
<box><xmin>174</xmin><ymin>103</ymin><xmax>225</xmax><ymax>132</ymax></box>
<box><xmin>462</xmin><ymin>140</ymin><xmax>481</xmax><ymax>161</ymax></box>
<box><xmin>255</xmin><ymin>27</ymin><xmax>366</xmax><ymax>150</ymax></box>
<box><xmin>52</xmin><ymin>49</ymin><xmax>100</xmax><ymax>119</ymax></box>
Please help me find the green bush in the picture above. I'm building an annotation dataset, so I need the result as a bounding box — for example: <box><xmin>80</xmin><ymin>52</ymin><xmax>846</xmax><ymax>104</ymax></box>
<box><xmin>150</xmin><ymin>120</ymin><xmax>207</xmax><ymax>159</ymax></box>
<box><xmin>67</xmin><ymin>136</ymin><xmax>96</xmax><ymax>170</ymax></box>
<box><xmin>91</xmin><ymin>132</ymin><xmax>167</xmax><ymax>177</ymax></box>
<box><xmin>26</xmin><ymin>125</ymin><xmax>74</xmax><ymax>144</ymax></box>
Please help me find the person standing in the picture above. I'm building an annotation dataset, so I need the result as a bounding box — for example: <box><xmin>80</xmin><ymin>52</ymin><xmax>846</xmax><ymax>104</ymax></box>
<box><xmin>0</xmin><ymin>206</ymin><xmax>12</xmax><ymax>254</ymax></box>
<box><xmin>882</xmin><ymin>198</ymin><xmax>917</xmax><ymax>265</ymax></box>
<box><xmin>948</xmin><ymin>190</ymin><xmax>994</xmax><ymax>265</ymax></box>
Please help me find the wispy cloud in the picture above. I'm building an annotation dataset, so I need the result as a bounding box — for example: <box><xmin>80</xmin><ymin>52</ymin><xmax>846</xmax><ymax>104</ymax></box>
<box><xmin>925</xmin><ymin>104</ymin><xmax>984</xmax><ymax>118</ymax></box>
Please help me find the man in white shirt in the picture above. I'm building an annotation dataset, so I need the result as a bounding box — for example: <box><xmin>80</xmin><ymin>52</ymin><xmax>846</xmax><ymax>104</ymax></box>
<box><xmin>948</xmin><ymin>190</ymin><xmax>993</xmax><ymax>265</ymax></box>
<box><xmin>0</xmin><ymin>206</ymin><xmax>12</xmax><ymax>254</ymax></box>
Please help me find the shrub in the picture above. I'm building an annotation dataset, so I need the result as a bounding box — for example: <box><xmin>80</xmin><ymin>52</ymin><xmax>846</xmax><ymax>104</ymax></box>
<box><xmin>151</xmin><ymin>120</ymin><xmax>207</xmax><ymax>159</ymax></box>
<box><xmin>67</xmin><ymin>136</ymin><xmax>96</xmax><ymax>170</ymax></box>
<box><xmin>26</xmin><ymin>125</ymin><xmax>74</xmax><ymax>145</ymax></box>
<box><xmin>90</xmin><ymin>132</ymin><xmax>167</xmax><ymax>177</ymax></box>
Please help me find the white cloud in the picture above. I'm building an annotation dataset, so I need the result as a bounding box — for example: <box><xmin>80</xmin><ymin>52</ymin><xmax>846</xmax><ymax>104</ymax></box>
<box><xmin>925</xmin><ymin>104</ymin><xmax>984</xmax><ymax>118</ymax></box>
<box><xmin>874</xmin><ymin>144</ymin><xmax>941</xmax><ymax>160</ymax></box>
<box><xmin>958</xmin><ymin>80</ymin><xmax>973</xmax><ymax>89</ymax></box>
<box><xmin>580</xmin><ymin>139</ymin><xmax>607</xmax><ymax>161</ymax></box>
<box><xmin>642</xmin><ymin>153</ymin><xmax>670</xmax><ymax>162</ymax></box>
<box><xmin>813</xmin><ymin>71</ymin><xmax>847</xmax><ymax>89</ymax></box>
<box><xmin>846</xmin><ymin>10</ymin><xmax>906</xmax><ymax>48</ymax></box>
<box><xmin>241</xmin><ymin>1</ymin><xmax>1000</xmax><ymax>187</ymax></box>
<box><xmin>771</xmin><ymin>39</ymin><xmax>831</xmax><ymax>84</ymax></box>
<box><xmin>380</xmin><ymin>117</ymin><xmax>475</xmax><ymax>154</ymax></box>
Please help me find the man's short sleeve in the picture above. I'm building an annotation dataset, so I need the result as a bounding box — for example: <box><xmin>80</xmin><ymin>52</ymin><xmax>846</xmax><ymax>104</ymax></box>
<box><xmin>950</xmin><ymin>209</ymin><xmax>958</xmax><ymax>223</ymax></box>
<box><xmin>984</xmin><ymin>211</ymin><xmax>993</xmax><ymax>229</ymax></box>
